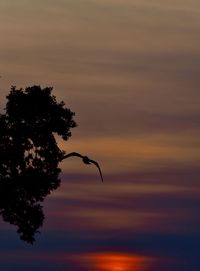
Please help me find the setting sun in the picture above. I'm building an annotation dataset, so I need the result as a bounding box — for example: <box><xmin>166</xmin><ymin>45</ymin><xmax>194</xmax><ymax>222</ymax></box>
<box><xmin>79</xmin><ymin>252</ymin><xmax>151</xmax><ymax>271</ymax></box>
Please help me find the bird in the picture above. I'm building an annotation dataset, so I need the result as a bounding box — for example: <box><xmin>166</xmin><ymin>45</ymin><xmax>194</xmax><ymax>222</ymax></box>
<box><xmin>61</xmin><ymin>152</ymin><xmax>103</xmax><ymax>182</ymax></box>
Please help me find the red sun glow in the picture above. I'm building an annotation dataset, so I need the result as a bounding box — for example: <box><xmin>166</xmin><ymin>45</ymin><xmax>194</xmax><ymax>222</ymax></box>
<box><xmin>79</xmin><ymin>252</ymin><xmax>151</xmax><ymax>271</ymax></box>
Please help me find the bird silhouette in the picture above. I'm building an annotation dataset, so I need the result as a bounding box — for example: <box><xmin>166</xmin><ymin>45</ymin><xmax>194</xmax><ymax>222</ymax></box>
<box><xmin>61</xmin><ymin>152</ymin><xmax>103</xmax><ymax>182</ymax></box>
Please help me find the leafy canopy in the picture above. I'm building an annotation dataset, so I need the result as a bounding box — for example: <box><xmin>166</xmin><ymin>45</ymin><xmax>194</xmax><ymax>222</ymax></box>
<box><xmin>0</xmin><ymin>85</ymin><xmax>76</xmax><ymax>243</ymax></box>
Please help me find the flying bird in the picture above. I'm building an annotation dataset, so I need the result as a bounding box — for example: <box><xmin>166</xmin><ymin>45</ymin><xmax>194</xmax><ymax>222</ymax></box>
<box><xmin>62</xmin><ymin>152</ymin><xmax>103</xmax><ymax>182</ymax></box>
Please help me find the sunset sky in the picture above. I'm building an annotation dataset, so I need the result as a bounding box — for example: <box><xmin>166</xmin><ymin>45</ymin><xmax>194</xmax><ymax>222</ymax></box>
<box><xmin>0</xmin><ymin>0</ymin><xmax>200</xmax><ymax>270</ymax></box>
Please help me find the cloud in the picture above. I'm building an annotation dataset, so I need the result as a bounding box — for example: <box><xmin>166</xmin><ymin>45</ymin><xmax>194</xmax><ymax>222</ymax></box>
<box><xmin>41</xmin><ymin>165</ymin><xmax>200</xmax><ymax>238</ymax></box>
<box><xmin>58</xmin><ymin>133</ymin><xmax>200</xmax><ymax>174</ymax></box>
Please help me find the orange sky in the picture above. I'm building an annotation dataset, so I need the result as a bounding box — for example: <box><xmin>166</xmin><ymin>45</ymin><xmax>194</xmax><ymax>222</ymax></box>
<box><xmin>0</xmin><ymin>0</ymin><xmax>200</xmax><ymax>240</ymax></box>
<box><xmin>0</xmin><ymin>0</ymin><xmax>200</xmax><ymax>176</ymax></box>
<box><xmin>0</xmin><ymin>1</ymin><xmax>199</xmax><ymax>270</ymax></box>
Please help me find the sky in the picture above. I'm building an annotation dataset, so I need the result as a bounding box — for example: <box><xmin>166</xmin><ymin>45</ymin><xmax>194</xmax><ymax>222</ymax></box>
<box><xmin>0</xmin><ymin>0</ymin><xmax>200</xmax><ymax>270</ymax></box>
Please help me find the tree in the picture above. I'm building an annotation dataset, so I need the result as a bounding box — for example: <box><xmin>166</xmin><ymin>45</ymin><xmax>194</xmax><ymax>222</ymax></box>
<box><xmin>0</xmin><ymin>85</ymin><xmax>77</xmax><ymax>243</ymax></box>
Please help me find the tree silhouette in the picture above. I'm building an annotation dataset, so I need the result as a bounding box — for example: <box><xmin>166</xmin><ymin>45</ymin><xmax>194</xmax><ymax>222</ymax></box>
<box><xmin>0</xmin><ymin>85</ymin><xmax>77</xmax><ymax>243</ymax></box>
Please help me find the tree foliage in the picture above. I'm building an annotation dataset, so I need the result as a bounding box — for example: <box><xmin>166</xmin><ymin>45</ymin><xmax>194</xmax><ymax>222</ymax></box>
<box><xmin>0</xmin><ymin>86</ymin><xmax>76</xmax><ymax>243</ymax></box>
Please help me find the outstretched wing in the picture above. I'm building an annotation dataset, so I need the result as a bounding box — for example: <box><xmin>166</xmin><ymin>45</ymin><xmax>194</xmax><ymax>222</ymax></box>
<box><xmin>88</xmin><ymin>159</ymin><xmax>104</xmax><ymax>182</ymax></box>
<box><xmin>62</xmin><ymin>152</ymin><xmax>104</xmax><ymax>182</ymax></box>
<box><xmin>62</xmin><ymin>152</ymin><xmax>83</xmax><ymax>160</ymax></box>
